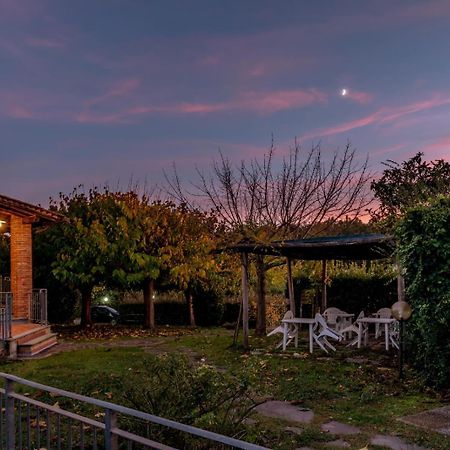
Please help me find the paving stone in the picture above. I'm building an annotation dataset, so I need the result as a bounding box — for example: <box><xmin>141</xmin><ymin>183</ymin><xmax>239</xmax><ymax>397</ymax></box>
<box><xmin>370</xmin><ymin>434</ymin><xmax>429</xmax><ymax>450</ymax></box>
<box><xmin>399</xmin><ymin>405</ymin><xmax>450</xmax><ymax>436</ymax></box>
<box><xmin>285</xmin><ymin>426</ymin><xmax>303</xmax><ymax>435</ymax></box>
<box><xmin>242</xmin><ymin>417</ymin><xmax>257</xmax><ymax>426</ymax></box>
<box><xmin>254</xmin><ymin>400</ymin><xmax>314</xmax><ymax>423</ymax></box>
<box><xmin>345</xmin><ymin>356</ymin><xmax>368</xmax><ymax>364</ymax></box>
<box><xmin>321</xmin><ymin>420</ymin><xmax>361</xmax><ymax>435</ymax></box>
<box><xmin>327</xmin><ymin>439</ymin><xmax>350</xmax><ymax>448</ymax></box>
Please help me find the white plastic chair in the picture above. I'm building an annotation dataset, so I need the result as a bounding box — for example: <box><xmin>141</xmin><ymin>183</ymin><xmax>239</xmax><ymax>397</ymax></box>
<box><xmin>267</xmin><ymin>310</ymin><xmax>297</xmax><ymax>349</ymax></box>
<box><xmin>312</xmin><ymin>313</ymin><xmax>342</xmax><ymax>353</ymax></box>
<box><xmin>340</xmin><ymin>311</ymin><xmax>367</xmax><ymax>347</ymax></box>
<box><xmin>374</xmin><ymin>307</ymin><xmax>392</xmax><ymax>338</ymax></box>
<box><xmin>323</xmin><ymin>307</ymin><xmax>342</xmax><ymax>330</ymax></box>
<box><xmin>388</xmin><ymin>320</ymin><xmax>400</xmax><ymax>350</ymax></box>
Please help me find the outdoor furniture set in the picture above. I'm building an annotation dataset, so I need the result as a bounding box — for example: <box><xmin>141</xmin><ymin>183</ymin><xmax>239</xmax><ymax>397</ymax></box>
<box><xmin>268</xmin><ymin>307</ymin><xmax>398</xmax><ymax>354</ymax></box>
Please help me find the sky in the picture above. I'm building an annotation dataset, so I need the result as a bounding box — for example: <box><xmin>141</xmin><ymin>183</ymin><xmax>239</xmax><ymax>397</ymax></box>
<box><xmin>1</xmin><ymin>0</ymin><xmax>450</xmax><ymax>205</ymax></box>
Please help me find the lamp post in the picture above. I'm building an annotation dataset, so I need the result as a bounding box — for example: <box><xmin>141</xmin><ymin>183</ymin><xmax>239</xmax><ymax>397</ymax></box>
<box><xmin>391</xmin><ymin>300</ymin><xmax>412</xmax><ymax>379</ymax></box>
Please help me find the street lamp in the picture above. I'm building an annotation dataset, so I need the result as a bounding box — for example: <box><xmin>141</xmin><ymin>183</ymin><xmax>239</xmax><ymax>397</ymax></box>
<box><xmin>391</xmin><ymin>300</ymin><xmax>412</xmax><ymax>379</ymax></box>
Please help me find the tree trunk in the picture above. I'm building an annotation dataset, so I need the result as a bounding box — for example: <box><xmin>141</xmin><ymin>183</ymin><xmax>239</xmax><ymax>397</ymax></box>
<box><xmin>80</xmin><ymin>288</ymin><xmax>93</xmax><ymax>328</ymax></box>
<box><xmin>143</xmin><ymin>278</ymin><xmax>155</xmax><ymax>329</ymax></box>
<box><xmin>185</xmin><ymin>290</ymin><xmax>196</xmax><ymax>327</ymax></box>
<box><xmin>255</xmin><ymin>254</ymin><xmax>266</xmax><ymax>336</ymax></box>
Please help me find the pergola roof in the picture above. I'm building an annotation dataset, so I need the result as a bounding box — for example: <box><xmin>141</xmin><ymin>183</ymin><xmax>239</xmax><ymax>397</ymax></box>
<box><xmin>230</xmin><ymin>233</ymin><xmax>395</xmax><ymax>261</ymax></box>
<box><xmin>0</xmin><ymin>194</ymin><xmax>63</xmax><ymax>224</ymax></box>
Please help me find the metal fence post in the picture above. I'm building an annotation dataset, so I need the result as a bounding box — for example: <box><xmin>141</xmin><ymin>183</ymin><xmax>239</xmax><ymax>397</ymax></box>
<box><xmin>5</xmin><ymin>378</ymin><xmax>15</xmax><ymax>449</ymax></box>
<box><xmin>104</xmin><ymin>408</ymin><xmax>118</xmax><ymax>450</ymax></box>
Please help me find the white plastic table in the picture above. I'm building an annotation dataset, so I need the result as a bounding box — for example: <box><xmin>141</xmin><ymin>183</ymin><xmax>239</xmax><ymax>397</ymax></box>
<box><xmin>357</xmin><ymin>317</ymin><xmax>396</xmax><ymax>350</ymax></box>
<box><xmin>281</xmin><ymin>318</ymin><xmax>316</xmax><ymax>353</ymax></box>
<box><xmin>334</xmin><ymin>312</ymin><xmax>354</xmax><ymax>330</ymax></box>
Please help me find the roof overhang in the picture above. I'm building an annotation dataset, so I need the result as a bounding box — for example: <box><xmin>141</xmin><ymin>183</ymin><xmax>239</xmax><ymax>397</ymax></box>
<box><xmin>0</xmin><ymin>194</ymin><xmax>63</xmax><ymax>225</ymax></box>
<box><xmin>228</xmin><ymin>233</ymin><xmax>395</xmax><ymax>261</ymax></box>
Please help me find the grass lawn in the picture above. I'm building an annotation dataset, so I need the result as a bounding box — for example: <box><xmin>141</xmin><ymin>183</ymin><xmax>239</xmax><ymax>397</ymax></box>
<box><xmin>0</xmin><ymin>326</ymin><xmax>448</xmax><ymax>449</ymax></box>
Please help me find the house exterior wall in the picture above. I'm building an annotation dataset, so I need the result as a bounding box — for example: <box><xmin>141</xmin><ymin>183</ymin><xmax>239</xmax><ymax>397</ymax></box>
<box><xmin>10</xmin><ymin>216</ymin><xmax>32</xmax><ymax>319</ymax></box>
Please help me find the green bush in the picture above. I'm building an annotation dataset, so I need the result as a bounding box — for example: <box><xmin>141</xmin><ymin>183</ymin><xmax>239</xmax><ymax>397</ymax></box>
<box><xmin>397</xmin><ymin>196</ymin><xmax>450</xmax><ymax>388</ymax></box>
<box><xmin>121</xmin><ymin>353</ymin><xmax>255</xmax><ymax>448</ymax></box>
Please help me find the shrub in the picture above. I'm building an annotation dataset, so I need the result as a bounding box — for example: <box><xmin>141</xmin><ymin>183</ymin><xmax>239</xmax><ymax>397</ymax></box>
<box><xmin>397</xmin><ymin>196</ymin><xmax>450</xmax><ymax>388</ymax></box>
<box><xmin>121</xmin><ymin>353</ymin><xmax>256</xmax><ymax>448</ymax></box>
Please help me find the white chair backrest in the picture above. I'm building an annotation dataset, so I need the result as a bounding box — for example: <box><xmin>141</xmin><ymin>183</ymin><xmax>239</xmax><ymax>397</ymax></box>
<box><xmin>356</xmin><ymin>311</ymin><xmax>365</xmax><ymax>320</ymax></box>
<box><xmin>315</xmin><ymin>313</ymin><xmax>328</xmax><ymax>329</ymax></box>
<box><xmin>324</xmin><ymin>307</ymin><xmax>341</xmax><ymax>315</ymax></box>
<box><xmin>323</xmin><ymin>307</ymin><xmax>341</xmax><ymax>324</ymax></box>
<box><xmin>377</xmin><ymin>307</ymin><xmax>392</xmax><ymax>318</ymax></box>
<box><xmin>283</xmin><ymin>310</ymin><xmax>294</xmax><ymax>320</ymax></box>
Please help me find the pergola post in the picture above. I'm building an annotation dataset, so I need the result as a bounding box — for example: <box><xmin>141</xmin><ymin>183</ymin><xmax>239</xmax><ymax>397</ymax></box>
<box><xmin>321</xmin><ymin>259</ymin><xmax>327</xmax><ymax>312</ymax></box>
<box><xmin>241</xmin><ymin>252</ymin><xmax>249</xmax><ymax>350</ymax></box>
<box><xmin>287</xmin><ymin>257</ymin><xmax>295</xmax><ymax>316</ymax></box>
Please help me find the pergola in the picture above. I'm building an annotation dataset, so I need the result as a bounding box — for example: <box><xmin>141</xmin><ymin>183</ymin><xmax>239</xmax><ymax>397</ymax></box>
<box><xmin>230</xmin><ymin>233</ymin><xmax>401</xmax><ymax>349</ymax></box>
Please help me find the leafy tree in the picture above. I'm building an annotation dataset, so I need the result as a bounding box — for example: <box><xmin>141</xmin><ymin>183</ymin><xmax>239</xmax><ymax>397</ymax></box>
<box><xmin>50</xmin><ymin>188</ymin><xmax>143</xmax><ymax>327</ymax></box>
<box><xmin>371</xmin><ymin>152</ymin><xmax>450</xmax><ymax>228</ymax></box>
<box><xmin>165</xmin><ymin>207</ymin><xmax>215</xmax><ymax>325</ymax></box>
<box><xmin>396</xmin><ymin>196</ymin><xmax>450</xmax><ymax>388</ymax></box>
<box><xmin>168</xmin><ymin>141</ymin><xmax>370</xmax><ymax>335</ymax></box>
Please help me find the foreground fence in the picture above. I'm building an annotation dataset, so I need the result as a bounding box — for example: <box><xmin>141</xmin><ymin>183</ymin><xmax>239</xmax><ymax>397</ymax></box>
<box><xmin>0</xmin><ymin>372</ymin><xmax>268</xmax><ymax>449</ymax></box>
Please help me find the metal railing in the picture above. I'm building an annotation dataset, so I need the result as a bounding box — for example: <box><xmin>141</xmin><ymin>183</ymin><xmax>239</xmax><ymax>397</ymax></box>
<box><xmin>0</xmin><ymin>293</ymin><xmax>12</xmax><ymax>340</ymax></box>
<box><xmin>0</xmin><ymin>278</ymin><xmax>10</xmax><ymax>293</ymax></box>
<box><xmin>0</xmin><ymin>372</ymin><xmax>269</xmax><ymax>450</ymax></box>
<box><xmin>30</xmin><ymin>288</ymin><xmax>48</xmax><ymax>325</ymax></box>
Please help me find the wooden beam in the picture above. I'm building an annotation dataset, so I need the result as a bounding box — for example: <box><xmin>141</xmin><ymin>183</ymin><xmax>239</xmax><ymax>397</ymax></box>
<box><xmin>321</xmin><ymin>259</ymin><xmax>327</xmax><ymax>311</ymax></box>
<box><xmin>241</xmin><ymin>252</ymin><xmax>250</xmax><ymax>350</ymax></box>
<box><xmin>287</xmin><ymin>257</ymin><xmax>295</xmax><ymax>315</ymax></box>
<box><xmin>22</xmin><ymin>215</ymin><xmax>38</xmax><ymax>224</ymax></box>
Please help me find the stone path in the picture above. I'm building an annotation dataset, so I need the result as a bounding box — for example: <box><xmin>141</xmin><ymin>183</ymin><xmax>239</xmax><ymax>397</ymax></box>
<box><xmin>255</xmin><ymin>401</ymin><xmax>436</xmax><ymax>449</ymax></box>
<box><xmin>400</xmin><ymin>404</ymin><xmax>450</xmax><ymax>436</ymax></box>
<box><xmin>370</xmin><ymin>434</ymin><xmax>428</xmax><ymax>450</ymax></box>
<box><xmin>254</xmin><ymin>400</ymin><xmax>314</xmax><ymax>424</ymax></box>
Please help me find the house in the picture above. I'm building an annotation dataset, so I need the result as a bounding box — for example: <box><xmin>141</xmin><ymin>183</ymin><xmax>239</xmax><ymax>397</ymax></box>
<box><xmin>0</xmin><ymin>194</ymin><xmax>62</xmax><ymax>357</ymax></box>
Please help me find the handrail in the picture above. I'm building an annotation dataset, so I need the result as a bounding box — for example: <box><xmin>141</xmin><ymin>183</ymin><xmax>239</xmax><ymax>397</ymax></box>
<box><xmin>0</xmin><ymin>372</ymin><xmax>269</xmax><ymax>449</ymax></box>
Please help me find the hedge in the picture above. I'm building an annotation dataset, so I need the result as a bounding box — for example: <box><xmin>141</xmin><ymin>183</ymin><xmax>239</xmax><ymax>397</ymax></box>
<box><xmin>397</xmin><ymin>196</ymin><xmax>450</xmax><ymax>388</ymax></box>
<box><xmin>293</xmin><ymin>272</ymin><xmax>397</xmax><ymax>316</ymax></box>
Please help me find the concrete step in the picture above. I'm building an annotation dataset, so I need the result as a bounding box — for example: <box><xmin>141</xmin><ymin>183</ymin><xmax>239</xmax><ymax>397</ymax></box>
<box><xmin>16</xmin><ymin>325</ymin><xmax>52</xmax><ymax>345</ymax></box>
<box><xmin>17</xmin><ymin>333</ymin><xmax>58</xmax><ymax>357</ymax></box>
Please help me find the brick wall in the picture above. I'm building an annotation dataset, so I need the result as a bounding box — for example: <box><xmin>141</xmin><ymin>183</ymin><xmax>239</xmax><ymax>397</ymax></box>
<box><xmin>10</xmin><ymin>216</ymin><xmax>32</xmax><ymax>319</ymax></box>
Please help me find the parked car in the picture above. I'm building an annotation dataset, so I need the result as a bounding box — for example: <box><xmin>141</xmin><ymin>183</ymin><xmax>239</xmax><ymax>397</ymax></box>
<box><xmin>91</xmin><ymin>305</ymin><xmax>120</xmax><ymax>325</ymax></box>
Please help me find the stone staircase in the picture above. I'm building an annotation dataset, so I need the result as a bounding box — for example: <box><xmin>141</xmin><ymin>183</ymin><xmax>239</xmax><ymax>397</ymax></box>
<box><xmin>14</xmin><ymin>325</ymin><xmax>57</xmax><ymax>358</ymax></box>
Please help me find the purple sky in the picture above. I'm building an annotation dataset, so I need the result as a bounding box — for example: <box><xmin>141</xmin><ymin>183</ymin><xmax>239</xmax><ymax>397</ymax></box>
<box><xmin>1</xmin><ymin>0</ymin><xmax>450</xmax><ymax>205</ymax></box>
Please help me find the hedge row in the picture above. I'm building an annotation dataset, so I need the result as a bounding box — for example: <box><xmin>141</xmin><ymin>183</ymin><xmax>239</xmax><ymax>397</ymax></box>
<box><xmin>294</xmin><ymin>273</ymin><xmax>397</xmax><ymax>316</ymax></box>
<box><xmin>397</xmin><ymin>196</ymin><xmax>450</xmax><ymax>389</ymax></box>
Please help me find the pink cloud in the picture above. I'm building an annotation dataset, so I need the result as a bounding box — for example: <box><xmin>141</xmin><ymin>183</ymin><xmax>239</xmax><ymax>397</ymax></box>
<box><xmin>345</xmin><ymin>90</ymin><xmax>373</xmax><ymax>105</ymax></box>
<box><xmin>76</xmin><ymin>88</ymin><xmax>327</xmax><ymax>124</ymax></box>
<box><xmin>302</xmin><ymin>94</ymin><xmax>450</xmax><ymax>141</ymax></box>
<box><xmin>84</xmin><ymin>78</ymin><xmax>140</xmax><ymax>108</ymax></box>
<box><xmin>25</xmin><ymin>37</ymin><xmax>66</xmax><ymax>49</ymax></box>
<box><xmin>7</xmin><ymin>104</ymin><xmax>34</xmax><ymax>119</ymax></box>
<box><xmin>420</xmin><ymin>136</ymin><xmax>450</xmax><ymax>158</ymax></box>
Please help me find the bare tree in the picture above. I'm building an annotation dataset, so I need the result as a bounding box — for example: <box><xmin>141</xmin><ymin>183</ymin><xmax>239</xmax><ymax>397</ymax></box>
<box><xmin>167</xmin><ymin>140</ymin><xmax>372</xmax><ymax>335</ymax></box>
